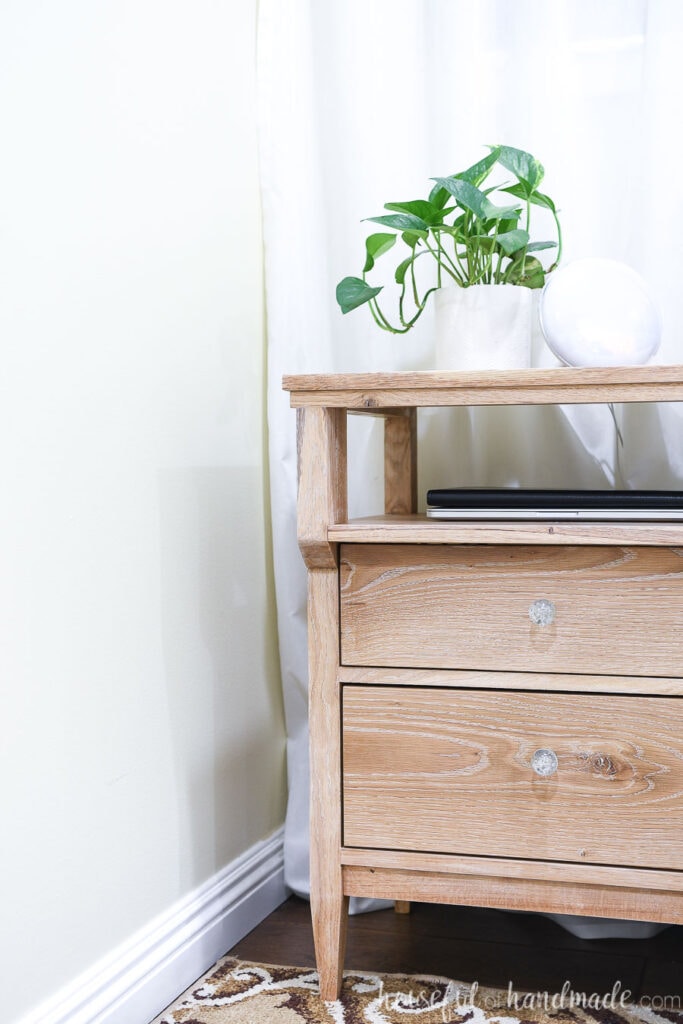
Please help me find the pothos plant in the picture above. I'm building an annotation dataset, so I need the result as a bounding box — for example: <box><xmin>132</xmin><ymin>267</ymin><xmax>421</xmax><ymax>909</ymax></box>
<box><xmin>336</xmin><ymin>145</ymin><xmax>562</xmax><ymax>334</ymax></box>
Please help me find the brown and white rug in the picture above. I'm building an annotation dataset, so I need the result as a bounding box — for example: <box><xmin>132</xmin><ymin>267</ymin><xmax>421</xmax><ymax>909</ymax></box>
<box><xmin>153</xmin><ymin>956</ymin><xmax>682</xmax><ymax>1024</ymax></box>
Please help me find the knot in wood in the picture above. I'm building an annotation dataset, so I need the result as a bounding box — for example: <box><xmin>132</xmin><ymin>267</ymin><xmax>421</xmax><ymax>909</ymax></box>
<box><xmin>362</xmin><ymin>395</ymin><xmax>378</xmax><ymax>408</ymax></box>
<box><xmin>582</xmin><ymin>752</ymin><xmax>618</xmax><ymax>778</ymax></box>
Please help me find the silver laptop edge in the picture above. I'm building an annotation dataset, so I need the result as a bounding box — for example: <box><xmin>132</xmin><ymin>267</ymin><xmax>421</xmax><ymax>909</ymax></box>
<box><xmin>426</xmin><ymin>507</ymin><xmax>683</xmax><ymax>521</ymax></box>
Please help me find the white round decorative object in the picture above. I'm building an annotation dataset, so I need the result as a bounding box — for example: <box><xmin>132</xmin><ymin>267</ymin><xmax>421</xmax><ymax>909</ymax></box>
<box><xmin>539</xmin><ymin>258</ymin><xmax>661</xmax><ymax>366</ymax></box>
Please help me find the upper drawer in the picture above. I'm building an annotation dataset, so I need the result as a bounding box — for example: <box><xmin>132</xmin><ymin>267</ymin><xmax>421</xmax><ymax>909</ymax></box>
<box><xmin>340</xmin><ymin>543</ymin><xmax>683</xmax><ymax>676</ymax></box>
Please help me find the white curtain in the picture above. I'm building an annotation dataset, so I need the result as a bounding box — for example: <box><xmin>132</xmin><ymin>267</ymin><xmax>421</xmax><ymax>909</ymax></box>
<box><xmin>258</xmin><ymin>0</ymin><xmax>683</xmax><ymax>934</ymax></box>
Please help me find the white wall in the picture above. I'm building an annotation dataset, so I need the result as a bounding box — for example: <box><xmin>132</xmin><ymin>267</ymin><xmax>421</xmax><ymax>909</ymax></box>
<box><xmin>0</xmin><ymin>2</ymin><xmax>286</xmax><ymax>1020</ymax></box>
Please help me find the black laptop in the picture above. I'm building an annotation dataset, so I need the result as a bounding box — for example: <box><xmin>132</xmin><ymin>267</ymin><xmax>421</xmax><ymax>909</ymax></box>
<box><xmin>426</xmin><ymin>488</ymin><xmax>683</xmax><ymax>521</ymax></box>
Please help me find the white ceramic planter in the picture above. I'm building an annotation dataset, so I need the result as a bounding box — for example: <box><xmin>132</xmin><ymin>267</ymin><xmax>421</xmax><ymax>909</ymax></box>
<box><xmin>434</xmin><ymin>284</ymin><xmax>534</xmax><ymax>371</ymax></box>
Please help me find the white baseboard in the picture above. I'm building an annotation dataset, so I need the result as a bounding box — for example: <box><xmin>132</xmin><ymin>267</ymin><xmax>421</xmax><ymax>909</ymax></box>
<box><xmin>17</xmin><ymin>827</ymin><xmax>288</xmax><ymax>1024</ymax></box>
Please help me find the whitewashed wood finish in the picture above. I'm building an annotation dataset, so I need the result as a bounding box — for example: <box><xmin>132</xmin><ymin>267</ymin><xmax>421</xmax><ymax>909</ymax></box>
<box><xmin>342</xmin><ymin>865</ymin><xmax>683</xmax><ymax>924</ymax></box>
<box><xmin>340</xmin><ymin>543</ymin><xmax>683</xmax><ymax>675</ymax></box>
<box><xmin>383</xmin><ymin>409</ymin><xmax>417</xmax><ymax>515</ymax></box>
<box><xmin>296</xmin><ymin>406</ymin><xmax>347</xmax><ymax>570</ymax></box>
<box><xmin>329</xmin><ymin>514</ymin><xmax>683</xmax><ymax>547</ymax></box>
<box><xmin>340</xmin><ymin>846</ymin><xmax>683</xmax><ymax>893</ymax></box>
<box><xmin>283</xmin><ymin>365</ymin><xmax>683</xmax><ymax>408</ymax></box>
<box><xmin>339</xmin><ymin>666</ymin><xmax>683</xmax><ymax>696</ymax></box>
<box><xmin>284</xmin><ymin>365</ymin><xmax>683</xmax><ymax>391</ymax></box>
<box><xmin>342</xmin><ymin>686</ymin><xmax>683</xmax><ymax>870</ymax></box>
<box><xmin>308</xmin><ymin>569</ymin><xmax>348</xmax><ymax>1001</ymax></box>
<box><xmin>287</xmin><ymin>367</ymin><xmax>683</xmax><ymax>999</ymax></box>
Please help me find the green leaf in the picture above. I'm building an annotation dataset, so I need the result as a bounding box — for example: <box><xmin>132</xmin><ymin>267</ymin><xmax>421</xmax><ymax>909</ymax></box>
<box><xmin>434</xmin><ymin>224</ymin><xmax>462</xmax><ymax>242</ymax></box>
<box><xmin>363</xmin><ymin>232</ymin><xmax>397</xmax><ymax>273</ymax></box>
<box><xmin>433</xmin><ymin>177</ymin><xmax>523</xmax><ymax>224</ymax></box>
<box><xmin>495</xmin><ymin>228</ymin><xmax>529</xmax><ymax>256</ymax></box>
<box><xmin>427</xmin><ymin>182</ymin><xmax>451</xmax><ymax>210</ymax></box>
<box><xmin>481</xmin><ymin>209</ymin><xmax>523</xmax><ymax>232</ymax></box>
<box><xmin>336</xmin><ymin>277</ymin><xmax>383</xmax><ymax>314</ymax></box>
<box><xmin>465</xmin><ymin>234</ymin><xmax>496</xmax><ymax>254</ymax></box>
<box><xmin>429</xmin><ymin>148</ymin><xmax>501</xmax><ymax>208</ymax></box>
<box><xmin>457</xmin><ymin>147</ymin><xmax>501</xmax><ymax>186</ymax></box>
<box><xmin>401</xmin><ymin>229</ymin><xmax>428</xmax><ymax>248</ymax></box>
<box><xmin>527</xmin><ymin>240</ymin><xmax>557</xmax><ymax>253</ymax></box>
<box><xmin>365</xmin><ymin>213</ymin><xmax>429</xmax><ymax>232</ymax></box>
<box><xmin>394</xmin><ymin>257</ymin><xmax>413</xmax><ymax>285</ymax></box>
<box><xmin>506</xmin><ymin>255</ymin><xmax>545</xmax><ymax>289</ymax></box>
<box><xmin>498</xmin><ymin>217</ymin><xmax>520</xmax><ymax>234</ymax></box>
<box><xmin>384</xmin><ymin>200</ymin><xmax>447</xmax><ymax>225</ymax></box>
<box><xmin>430</xmin><ymin>177</ymin><xmax>489</xmax><ymax>219</ymax></box>
<box><xmin>496</xmin><ymin>145</ymin><xmax>544</xmax><ymax>193</ymax></box>
<box><xmin>482</xmin><ymin>198</ymin><xmax>523</xmax><ymax>221</ymax></box>
<box><xmin>502</xmin><ymin>183</ymin><xmax>556</xmax><ymax>212</ymax></box>
<box><xmin>531</xmin><ymin>189</ymin><xmax>557</xmax><ymax>213</ymax></box>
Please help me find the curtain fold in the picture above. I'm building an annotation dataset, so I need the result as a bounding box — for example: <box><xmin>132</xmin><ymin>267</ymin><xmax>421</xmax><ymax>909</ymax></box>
<box><xmin>258</xmin><ymin>0</ymin><xmax>683</xmax><ymax>932</ymax></box>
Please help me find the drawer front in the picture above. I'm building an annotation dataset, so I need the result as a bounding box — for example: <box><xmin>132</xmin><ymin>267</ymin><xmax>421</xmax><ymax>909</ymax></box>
<box><xmin>340</xmin><ymin>543</ymin><xmax>683</xmax><ymax>675</ymax></box>
<box><xmin>342</xmin><ymin>685</ymin><xmax>683</xmax><ymax>870</ymax></box>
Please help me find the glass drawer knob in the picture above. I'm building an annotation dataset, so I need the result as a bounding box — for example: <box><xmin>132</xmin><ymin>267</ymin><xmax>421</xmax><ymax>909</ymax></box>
<box><xmin>531</xmin><ymin>748</ymin><xmax>559</xmax><ymax>777</ymax></box>
<box><xmin>529</xmin><ymin>598</ymin><xmax>556</xmax><ymax>626</ymax></box>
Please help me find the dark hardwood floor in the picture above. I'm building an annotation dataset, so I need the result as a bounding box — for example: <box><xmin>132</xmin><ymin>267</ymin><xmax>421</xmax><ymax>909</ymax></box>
<box><xmin>229</xmin><ymin>897</ymin><xmax>683</xmax><ymax>1001</ymax></box>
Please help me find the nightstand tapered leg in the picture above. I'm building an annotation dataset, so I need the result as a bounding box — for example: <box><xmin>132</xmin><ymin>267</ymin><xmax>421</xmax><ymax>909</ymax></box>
<box><xmin>308</xmin><ymin>568</ymin><xmax>348</xmax><ymax>1000</ymax></box>
<box><xmin>295</xmin><ymin>406</ymin><xmax>349</xmax><ymax>999</ymax></box>
<box><xmin>311</xmin><ymin>878</ymin><xmax>349</xmax><ymax>1000</ymax></box>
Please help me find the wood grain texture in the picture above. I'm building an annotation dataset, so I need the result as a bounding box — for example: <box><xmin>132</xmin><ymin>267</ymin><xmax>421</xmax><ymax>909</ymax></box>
<box><xmin>284</xmin><ymin>365</ymin><xmax>683</xmax><ymax>391</ymax></box>
<box><xmin>339</xmin><ymin>666</ymin><xmax>683</xmax><ymax>696</ymax></box>
<box><xmin>342</xmin><ymin>686</ymin><xmax>683</xmax><ymax>870</ymax></box>
<box><xmin>283</xmin><ymin>365</ymin><xmax>683</xmax><ymax>409</ymax></box>
<box><xmin>308</xmin><ymin>569</ymin><xmax>348</xmax><ymax>999</ymax></box>
<box><xmin>384</xmin><ymin>409</ymin><xmax>417</xmax><ymax>515</ymax></box>
<box><xmin>393</xmin><ymin>900</ymin><xmax>411</xmax><ymax>914</ymax></box>
<box><xmin>340</xmin><ymin>543</ymin><xmax>683</xmax><ymax>675</ymax></box>
<box><xmin>329</xmin><ymin>514</ymin><xmax>683</xmax><ymax>547</ymax></box>
<box><xmin>342</xmin><ymin>865</ymin><xmax>683</xmax><ymax>924</ymax></box>
<box><xmin>340</xmin><ymin>846</ymin><xmax>683</xmax><ymax>893</ymax></box>
<box><xmin>296</xmin><ymin>407</ymin><xmax>347</xmax><ymax>569</ymax></box>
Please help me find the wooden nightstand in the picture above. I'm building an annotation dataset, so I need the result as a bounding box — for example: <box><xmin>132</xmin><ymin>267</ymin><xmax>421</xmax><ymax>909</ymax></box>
<box><xmin>283</xmin><ymin>367</ymin><xmax>683</xmax><ymax>1000</ymax></box>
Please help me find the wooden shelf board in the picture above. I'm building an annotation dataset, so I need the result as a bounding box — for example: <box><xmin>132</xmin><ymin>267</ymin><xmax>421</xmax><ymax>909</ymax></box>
<box><xmin>284</xmin><ymin>365</ymin><xmax>683</xmax><ymax>408</ymax></box>
<box><xmin>328</xmin><ymin>514</ymin><xmax>683</xmax><ymax>546</ymax></box>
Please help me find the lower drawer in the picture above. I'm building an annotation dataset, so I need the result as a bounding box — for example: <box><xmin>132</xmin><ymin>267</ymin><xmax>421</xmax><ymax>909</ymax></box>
<box><xmin>342</xmin><ymin>685</ymin><xmax>683</xmax><ymax>871</ymax></box>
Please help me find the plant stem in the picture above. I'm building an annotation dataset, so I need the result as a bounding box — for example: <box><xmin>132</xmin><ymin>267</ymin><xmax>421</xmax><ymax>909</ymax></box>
<box><xmin>493</xmin><ymin>248</ymin><xmax>505</xmax><ymax>284</ymax></box>
<box><xmin>368</xmin><ymin>295</ymin><xmax>402</xmax><ymax>333</ymax></box>
<box><xmin>373</xmin><ymin>285</ymin><xmax>439</xmax><ymax>334</ymax></box>
<box><xmin>520</xmin><ymin>199</ymin><xmax>530</xmax><ymax>277</ymax></box>
<box><xmin>410</xmin><ymin>254</ymin><xmax>420</xmax><ymax>306</ymax></box>
<box><xmin>424</xmin><ymin>236</ymin><xmax>463</xmax><ymax>284</ymax></box>
<box><xmin>548</xmin><ymin>207</ymin><xmax>563</xmax><ymax>270</ymax></box>
<box><xmin>450</xmin><ymin>241</ymin><xmax>470</xmax><ymax>284</ymax></box>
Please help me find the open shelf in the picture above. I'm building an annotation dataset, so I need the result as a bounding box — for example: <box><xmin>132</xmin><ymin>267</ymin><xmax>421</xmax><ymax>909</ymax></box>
<box><xmin>328</xmin><ymin>514</ymin><xmax>683</xmax><ymax>546</ymax></box>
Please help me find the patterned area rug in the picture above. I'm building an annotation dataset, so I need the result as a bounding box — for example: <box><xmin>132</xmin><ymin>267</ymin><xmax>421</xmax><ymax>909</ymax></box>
<box><xmin>153</xmin><ymin>956</ymin><xmax>682</xmax><ymax>1023</ymax></box>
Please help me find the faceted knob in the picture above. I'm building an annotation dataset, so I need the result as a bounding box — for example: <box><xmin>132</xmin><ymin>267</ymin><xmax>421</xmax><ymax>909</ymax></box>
<box><xmin>531</xmin><ymin>748</ymin><xmax>559</xmax><ymax>777</ymax></box>
<box><xmin>529</xmin><ymin>598</ymin><xmax>556</xmax><ymax>626</ymax></box>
